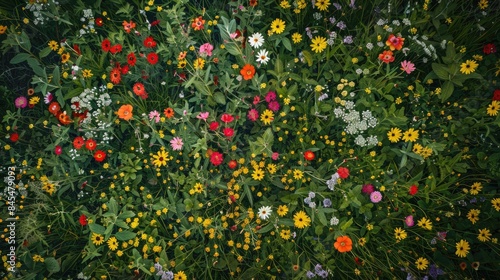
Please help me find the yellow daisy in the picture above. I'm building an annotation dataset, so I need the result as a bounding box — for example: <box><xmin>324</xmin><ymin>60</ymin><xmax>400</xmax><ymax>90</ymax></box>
<box><xmin>260</xmin><ymin>109</ymin><xmax>274</xmax><ymax>125</ymax></box>
<box><xmin>174</xmin><ymin>271</ymin><xmax>187</xmax><ymax>280</ymax></box>
<box><xmin>193</xmin><ymin>57</ymin><xmax>205</xmax><ymax>70</ymax></box>
<box><xmin>91</xmin><ymin>233</ymin><xmax>105</xmax><ymax>246</ymax></box>
<box><xmin>293</xmin><ymin>210</ymin><xmax>311</xmax><ymax>228</ymax></box>
<box><xmin>394</xmin><ymin>227</ymin><xmax>407</xmax><ymax>240</ymax></box>
<box><xmin>455</xmin><ymin>239</ymin><xmax>470</xmax><ymax>258</ymax></box>
<box><xmin>467</xmin><ymin>209</ymin><xmax>480</xmax><ymax>224</ymax></box>
<box><xmin>152</xmin><ymin>149</ymin><xmax>169</xmax><ymax>167</ymax></box>
<box><xmin>310</xmin><ymin>36</ymin><xmax>327</xmax><ymax>53</ymax></box>
<box><xmin>417</xmin><ymin>217</ymin><xmax>433</xmax><ymax>230</ymax></box>
<box><xmin>251</xmin><ymin>168</ymin><xmax>265</xmax><ymax>181</ymax></box>
<box><xmin>491</xmin><ymin>197</ymin><xmax>500</xmax><ymax>211</ymax></box>
<box><xmin>291</xmin><ymin>32</ymin><xmax>302</xmax><ymax>44</ymax></box>
<box><xmin>459</xmin><ymin>59</ymin><xmax>478</xmax><ymax>75</ymax></box>
<box><xmin>107</xmin><ymin>236</ymin><xmax>119</xmax><ymax>251</ymax></box>
<box><xmin>270</xmin><ymin>18</ymin><xmax>286</xmax><ymax>34</ymax></box>
<box><xmin>315</xmin><ymin>0</ymin><xmax>331</xmax><ymax>11</ymax></box>
<box><xmin>477</xmin><ymin>228</ymin><xmax>492</xmax><ymax>242</ymax></box>
<box><xmin>277</xmin><ymin>205</ymin><xmax>289</xmax><ymax>217</ymax></box>
<box><xmin>415</xmin><ymin>257</ymin><xmax>428</xmax><ymax>270</ymax></box>
<box><xmin>387</xmin><ymin>127</ymin><xmax>402</xmax><ymax>143</ymax></box>
<box><xmin>402</xmin><ymin>128</ymin><xmax>419</xmax><ymax>142</ymax></box>
<box><xmin>293</xmin><ymin>169</ymin><xmax>303</xmax><ymax>180</ymax></box>
<box><xmin>469</xmin><ymin>182</ymin><xmax>483</xmax><ymax>195</ymax></box>
<box><xmin>487</xmin><ymin>100</ymin><xmax>500</xmax><ymax>116</ymax></box>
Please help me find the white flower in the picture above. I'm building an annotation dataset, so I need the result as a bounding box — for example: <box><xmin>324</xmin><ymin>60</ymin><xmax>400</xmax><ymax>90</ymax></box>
<box><xmin>255</xmin><ymin>49</ymin><xmax>270</xmax><ymax>65</ymax></box>
<box><xmin>248</xmin><ymin>32</ymin><xmax>265</xmax><ymax>48</ymax></box>
<box><xmin>258</xmin><ymin>205</ymin><xmax>272</xmax><ymax>220</ymax></box>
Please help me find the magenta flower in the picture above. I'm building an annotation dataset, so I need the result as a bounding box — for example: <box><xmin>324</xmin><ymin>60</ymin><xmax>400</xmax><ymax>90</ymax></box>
<box><xmin>247</xmin><ymin>108</ymin><xmax>259</xmax><ymax>121</ymax></box>
<box><xmin>400</xmin><ymin>60</ymin><xmax>416</xmax><ymax>74</ymax></box>
<box><xmin>170</xmin><ymin>137</ymin><xmax>184</xmax><ymax>151</ymax></box>
<box><xmin>271</xmin><ymin>152</ymin><xmax>279</xmax><ymax>160</ymax></box>
<box><xmin>197</xmin><ymin>111</ymin><xmax>209</xmax><ymax>121</ymax></box>
<box><xmin>405</xmin><ymin>215</ymin><xmax>414</xmax><ymax>227</ymax></box>
<box><xmin>370</xmin><ymin>191</ymin><xmax>382</xmax><ymax>203</ymax></box>
<box><xmin>148</xmin><ymin>110</ymin><xmax>160</xmax><ymax>123</ymax></box>
<box><xmin>15</xmin><ymin>96</ymin><xmax>28</xmax><ymax>108</ymax></box>
<box><xmin>199</xmin><ymin>43</ymin><xmax>214</xmax><ymax>56</ymax></box>
<box><xmin>265</xmin><ymin>91</ymin><xmax>276</xmax><ymax>103</ymax></box>
<box><xmin>54</xmin><ymin>145</ymin><xmax>62</xmax><ymax>155</ymax></box>
<box><xmin>361</xmin><ymin>184</ymin><xmax>375</xmax><ymax>195</ymax></box>
<box><xmin>268</xmin><ymin>101</ymin><xmax>280</xmax><ymax>112</ymax></box>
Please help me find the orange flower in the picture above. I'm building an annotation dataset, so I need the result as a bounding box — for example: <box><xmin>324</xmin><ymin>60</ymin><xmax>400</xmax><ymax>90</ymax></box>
<box><xmin>191</xmin><ymin>16</ymin><xmax>205</xmax><ymax>31</ymax></box>
<box><xmin>240</xmin><ymin>64</ymin><xmax>256</xmax><ymax>80</ymax></box>
<box><xmin>110</xmin><ymin>67</ymin><xmax>121</xmax><ymax>84</ymax></box>
<box><xmin>378</xmin><ymin>50</ymin><xmax>395</xmax><ymax>64</ymax></box>
<box><xmin>164</xmin><ymin>107</ymin><xmax>174</xmax><ymax>118</ymax></box>
<box><xmin>57</xmin><ymin>112</ymin><xmax>73</xmax><ymax>125</ymax></box>
<box><xmin>117</xmin><ymin>104</ymin><xmax>133</xmax><ymax>121</ymax></box>
<box><xmin>334</xmin><ymin>236</ymin><xmax>353</xmax><ymax>253</ymax></box>
<box><xmin>132</xmin><ymin>82</ymin><xmax>146</xmax><ymax>97</ymax></box>
<box><xmin>122</xmin><ymin>20</ymin><xmax>136</xmax><ymax>33</ymax></box>
<box><xmin>385</xmin><ymin>34</ymin><xmax>405</xmax><ymax>51</ymax></box>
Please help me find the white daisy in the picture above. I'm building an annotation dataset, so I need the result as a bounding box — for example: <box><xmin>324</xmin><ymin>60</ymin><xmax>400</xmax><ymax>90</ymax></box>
<box><xmin>248</xmin><ymin>32</ymin><xmax>265</xmax><ymax>48</ymax></box>
<box><xmin>258</xmin><ymin>205</ymin><xmax>272</xmax><ymax>220</ymax></box>
<box><xmin>256</xmin><ymin>49</ymin><xmax>270</xmax><ymax>65</ymax></box>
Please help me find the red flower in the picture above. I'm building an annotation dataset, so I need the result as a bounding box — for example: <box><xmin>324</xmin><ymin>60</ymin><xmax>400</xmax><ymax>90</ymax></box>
<box><xmin>409</xmin><ymin>184</ymin><xmax>418</xmax><ymax>196</ymax></box>
<box><xmin>210</xmin><ymin>151</ymin><xmax>224</xmax><ymax>166</ymax></box>
<box><xmin>249</xmin><ymin>0</ymin><xmax>257</xmax><ymax>7</ymax></box>
<box><xmin>228</xmin><ymin>160</ymin><xmax>238</xmax><ymax>169</ymax></box>
<box><xmin>221</xmin><ymin>113</ymin><xmax>235</xmax><ymax>123</ymax></box>
<box><xmin>213</xmin><ymin>75</ymin><xmax>219</xmax><ymax>86</ymax></box>
<box><xmin>85</xmin><ymin>138</ymin><xmax>97</xmax><ymax>151</ymax></box>
<box><xmin>54</xmin><ymin>145</ymin><xmax>62</xmax><ymax>155</ymax></box>
<box><xmin>9</xmin><ymin>132</ymin><xmax>19</xmax><ymax>142</ymax></box>
<box><xmin>151</xmin><ymin>19</ymin><xmax>160</xmax><ymax>27</ymax></box>
<box><xmin>378</xmin><ymin>50</ymin><xmax>395</xmax><ymax>63</ymax></box>
<box><xmin>79</xmin><ymin>214</ymin><xmax>88</xmax><ymax>226</ymax></box>
<box><xmin>337</xmin><ymin>167</ymin><xmax>349</xmax><ymax>179</ymax></box>
<box><xmin>133</xmin><ymin>82</ymin><xmax>147</xmax><ymax>97</ymax></box>
<box><xmin>48</xmin><ymin>102</ymin><xmax>61</xmax><ymax>116</ymax></box>
<box><xmin>120</xmin><ymin>64</ymin><xmax>129</xmax><ymax>75</ymax></box>
<box><xmin>73</xmin><ymin>136</ymin><xmax>85</xmax><ymax>149</ymax></box>
<box><xmin>147</xmin><ymin>52</ymin><xmax>159</xmax><ymax>65</ymax></box>
<box><xmin>191</xmin><ymin>16</ymin><xmax>205</xmax><ymax>31</ymax></box>
<box><xmin>127</xmin><ymin>52</ymin><xmax>137</xmax><ymax>66</ymax></box>
<box><xmin>110</xmin><ymin>67</ymin><xmax>121</xmax><ymax>84</ymax></box>
<box><xmin>143</xmin><ymin>36</ymin><xmax>157</xmax><ymax>48</ymax></box>
<box><xmin>110</xmin><ymin>44</ymin><xmax>123</xmax><ymax>55</ymax></box>
<box><xmin>223</xmin><ymin>127</ymin><xmax>234</xmax><ymax>138</ymax></box>
<box><xmin>101</xmin><ymin>38</ymin><xmax>111</xmax><ymax>52</ymax></box>
<box><xmin>483</xmin><ymin>43</ymin><xmax>497</xmax><ymax>55</ymax></box>
<box><xmin>493</xmin><ymin>89</ymin><xmax>500</xmax><ymax>101</ymax></box>
<box><xmin>209</xmin><ymin>121</ymin><xmax>219</xmax><ymax>131</ymax></box>
<box><xmin>95</xmin><ymin>17</ymin><xmax>104</xmax><ymax>26</ymax></box>
<box><xmin>93</xmin><ymin>150</ymin><xmax>106</xmax><ymax>162</ymax></box>
<box><xmin>73</xmin><ymin>44</ymin><xmax>81</xmax><ymax>56</ymax></box>
<box><xmin>303</xmin><ymin>150</ymin><xmax>315</xmax><ymax>161</ymax></box>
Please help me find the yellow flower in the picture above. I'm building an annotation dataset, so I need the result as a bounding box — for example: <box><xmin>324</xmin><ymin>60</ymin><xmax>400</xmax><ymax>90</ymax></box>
<box><xmin>455</xmin><ymin>239</ymin><xmax>470</xmax><ymax>258</ymax></box>
<box><xmin>270</xmin><ymin>18</ymin><xmax>286</xmax><ymax>34</ymax></box>
<box><xmin>291</xmin><ymin>32</ymin><xmax>302</xmax><ymax>44</ymax></box>
<box><xmin>152</xmin><ymin>149</ymin><xmax>169</xmax><ymax>167</ymax></box>
<box><xmin>29</xmin><ymin>97</ymin><xmax>40</xmax><ymax>105</ymax></box>
<box><xmin>402</xmin><ymin>128</ymin><xmax>419</xmax><ymax>142</ymax></box>
<box><xmin>315</xmin><ymin>0</ymin><xmax>331</xmax><ymax>11</ymax></box>
<box><xmin>417</xmin><ymin>217</ymin><xmax>432</xmax><ymax>230</ymax></box>
<box><xmin>173</xmin><ymin>270</ymin><xmax>187</xmax><ymax>280</ymax></box>
<box><xmin>470</xmin><ymin>182</ymin><xmax>483</xmax><ymax>195</ymax></box>
<box><xmin>61</xmin><ymin>52</ymin><xmax>71</xmax><ymax>63</ymax></box>
<box><xmin>293</xmin><ymin>169</ymin><xmax>303</xmax><ymax>180</ymax></box>
<box><xmin>277</xmin><ymin>205</ymin><xmax>289</xmax><ymax>217</ymax></box>
<box><xmin>107</xmin><ymin>236</ymin><xmax>119</xmax><ymax>251</ymax></box>
<box><xmin>459</xmin><ymin>60</ymin><xmax>478</xmax><ymax>75</ymax></box>
<box><xmin>491</xmin><ymin>198</ymin><xmax>500</xmax><ymax>211</ymax></box>
<box><xmin>91</xmin><ymin>233</ymin><xmax>105</xmax><ymax>246</ymax></box>
<box><xmin>293</xmin><ymin>210</ymin><xmax>311</xmax><ymax>228</ymax></box>
<box><xmin>260</xmin><ymin>109</ymin><xmax>274</xmax><ymax>125</ymax></box>
<box><xmin>467</xmin><ymin>209</ymin><xmax>480</xmax><ymax>224</ymax></box>
<box><xmin>387</xmin><ymin>127</ymin><xmax>402</xmax><ymax>143</ymax></box>
<box><xmin>48</xmin><ymin>40</ymin><xmax>59</xmax><ymax>51</ymax></box>
<box><xmin>477</xmin><ymin>228</ymin><xmax>492</xmax><ymax>242</ymax></box>
<box><xmin>415</xmin><ymin>257</ymin><xmax>429</xmax><ymax>270</ymax></box>
<box><xmin>310</xmin><ymin>36</ymin><xmax>327</xmax><ymax>53</ymax></box>
<box><xmin>193</xmin><ymin>57</ymin><xmax>205</xmax><ymax>70</ymax></box>
<box><xmin>394</xmin><ymin>227</ymin><xmax>407</xmax><ymax>240</ymax></box>
<box><xmin>478</xmin><ymin>0</ymin><xmax>488</xmax><ymax>9</ymax></box>
<box><xmin>280</xmin><ymin>0</ymin><xmax>291</xmax><ymax>8</ymax></box>
<box><xmin>82</xmin><ymin>69</ymin><xmax>93</xmax><ymax>78</ymax></box>
<box><xmin>487</xmin><ymin>100</ymin><xmax>500</xmax><ymax>116</ymax></box>
<box><xmin>251</xmin><ymin>168</ymin><xmax>265</xmax><ymax>181</ymax></box>
<box><xmin>280</xmin><ymin>229</ymin><xmax>291</xmax><ymax>240</ymax></box>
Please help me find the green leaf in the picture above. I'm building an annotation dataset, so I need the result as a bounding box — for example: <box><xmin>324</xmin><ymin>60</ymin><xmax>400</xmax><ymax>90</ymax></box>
<box><xmin>44</xmin><ymin>257</ymin><xmax>60</xmax><ymax>273</ymax></box>
<box><xmin>108</xmin><ymin>197</ymin><xmax>119</xmax><ymax>215</ymax></box>
<box><xmin>10</xmin><ymin>53</ymin><xmax>31</xmax><ymax>64</ymax></box>
<box><xmin>440</xmin><ymin>80</ymin><xmax>454</xmax><ymax>102</ymax></box>
<box><xmin>302</xmin><ymin>50</ymin><xmax>313</xmax><ymax>67</ymax></box>
<box><xmin>340</xmin><ymin>218</ymin><xmax>353</xmax><ymax>231</ymax></box>
<box><xmin>282</xmin><ymin>37</ymin><xmax>292</xmax><ymax>51</ymax></box>
<box><xmin>431</xmin><ymin>63</ymin><xmax>450</xmax><ymax>81</ymax></box>
<box><xmin>39</xmin><ymin>47</ymin><xmax>52</xmax><ymax>59</ymax></box>
<box><xmin>89</xmin><ymin>223</ymin><xmax>106</xmax><ymax>234</ymax></box>
<box><xmin>27</xmin><ymin>58</ymin><xmax>45</xmax><ymax>78</ymax></box>
<box><xmin>214</xmin><ymin>91</ymin><xmax>226</xmax><ymax>104</ymax></box>
<box><xmin>115</xmin><ymin>230</ymin><xmax>137</xmax><ymax>241</ymax></box>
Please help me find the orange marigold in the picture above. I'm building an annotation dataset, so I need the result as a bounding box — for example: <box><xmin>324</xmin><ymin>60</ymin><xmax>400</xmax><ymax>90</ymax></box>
<box><xmin>334</xmin><ymin>235</ymin><xmax>353</xmax><ymax>253</ymax></box>
<box><xmin>240</xmin><ymin>64</ymin><xmax>256</xmax><ymax>80</ymax></box>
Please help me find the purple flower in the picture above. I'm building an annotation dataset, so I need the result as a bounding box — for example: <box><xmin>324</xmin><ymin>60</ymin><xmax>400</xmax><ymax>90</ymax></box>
<box><xmin>370</xmin><ymin>191</ymin><xmax>382</xmax><ymax>203</ymax></box>
<box><xmin>323</xmin><ymin>198</ymin><xmax>332</xmax><ymax>207</ymax></box>
<box><xmin>15</xmin><ymin>96</ymin><xmax>28</xmax><ymax>108</ymax></box>
<box><xmin>405</xmin><ymin>215</ymin><xmax>414</xmax><ymax>227</ymax></box>
<box><xmin>306</xmin><ymin>271</ymin><xmax>315</xmax><ymax>279</ymax></box>
<box><xmin>336</xmin><ymin>21</ymin><xmax>346</xmax><ymax>30</ymax></box>
<box><xmin>343</xmin><ymin>35</ymin><xmax>353</xmax><ymax>44</ymax></box>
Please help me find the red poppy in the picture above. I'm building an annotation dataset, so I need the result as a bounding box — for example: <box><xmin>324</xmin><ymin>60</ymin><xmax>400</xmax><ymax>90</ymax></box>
<box><xmin>409</xmin><ymin>184</ymin><xmax>418</xmax><ymax>195</ymax></box>
<box><xmin>48</xmin><ymin>102</ymin><xmax>61</xmax><ymax>116</ymax></box>
<box><xmin>191</xmin><ymin>16</ymin><xmax>205</xmax><ymax>31</ymax></box>
<box><xmin>177</xmin><ymin>72</ymin><xmax>187</xmax><ymax>83</ymax></box>
<box><xmin>120</xmin><ymin>64</ymin><xmax>129</xmax><ymax>75</ymax></box>
<box><xmin>133</xmin><ymin>82</ymin><xmax>147</xmax><ymax>97</ymax></box>
<box><xmin>9</xmin><ymin>132</ymin><xmax>19</xmax><ymax>142</ymax></box>
<box><xmin>79</xmin><ymin>214</ymin><xmax>88</xmax><ymax>226</ymax></box>
<box><xmin>483</xmin><ymin>43</ymin><xmax>496</xmax><ymax>55</ymax></box>
<box><xmin>337</xmin><ymin>167</ymin><xmax>349</xmax><ymax>179</ymax></box>
<box><xmin>209</xmin><ymin>121</ymin><xmax>219</xmax><ymax>131</ymax></box>
<box><xmin>72</xmin><ymin>110</ymin><xmax>88</xmax><ymax>124</ymax></box>
<box><xmin>95</xmin><ymin>17</ymin><xmax>104</xmax><ymax>26</ymax></box>
<box><xmin>127</xmin><ymin>52</ymin><xmax>137</xmax><ymax>66</ymax></box>
<box><xmin>147</xmin><ymin>52</ymin><xmax>159</xmax><ymax>65</ymax></box>
<box><xmin>221</xmin><ymin>113</ymin><xmax>235</xmax><ymax>123</ymax></box>
<box><xmin>54</xmin><ymin>145</ymin><xmax>62</xmax><ymax>155</ymax></box>
<box><xmin>85</xmin><ymin>138</ymin><xmax>97</xmax><ymax>151</ymax></box>
<box><xmin>110</xmin><ymin>44</ymin><xmax>123</xmax><ymax>54</ymax></box>
<box><xmin>143</xmin><ymin>36</ymin><xmax>157</xmax><ymax>48</ymax></box>
<box><xmin>93</xmin><ymin>150</ymin><xmax>106</xmax><ymax>162</ymax></box>
<box><xmin>378</xmin><ymin>50</ymin><xmax>395</xmax><ymax>63</ymax></box>
<box><xmin>57</xmin><ymin>112</ymin><xmax>73</xmax><ymax>125</ymax></box>
<box><xmin>493</xmin><ymin>89</ymin><xmax>500</xmax><ymax>101</ymax></box>
<box><xmin>240</xmin><ymin>64</ymin><xmax>256</xmax><ymax>80</ymax></box>
<box><xmin>223</xmin><ymin>127</ymin><xmax>234</xmax><ymax>138</ymax></box>
<box><xmin>303</xmin><ymin>150</ymin><xmax>315</xmax><ymax>161</ymax></box>
<box><xmin>110</xmin><ymin>67</ymin><xmax>121</xmax><ymax>84</ymax></box>
<box><xmin>210</xmin><ymin>151</ymin><xmax>224</xmax><ymax>166</ymax></box>
<box><xmin>73</xmin><ymin>136</ymin><xmax>85</xmax><ymax>149</ymax></box>
<box><xmin>101</xmin><ymin>38</ymin><xmax>111</xmax><ymax>52</ymax></box>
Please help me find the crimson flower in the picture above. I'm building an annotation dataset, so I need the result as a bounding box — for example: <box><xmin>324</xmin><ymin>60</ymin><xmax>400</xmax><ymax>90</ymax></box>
<box><xmin>9</xmin><ymin>132</ymin><xmax>19</xmax><ymax>142</ymax></box>
<box><xmin>337</xmin><ymin>167</ymin><xmax>350</xmax><ymax>179</ymax></box>
<box><xmin>85</xmin><ymin>138</ymin><xmax>97</xmax><ymax>151</ymax></box>
<box><xmin>110</xmin><ymin>44</ymin><xmax>122</xmax><ymax>54</ymax></box>
<box><xmin>493</xmin><ymin>89</ymin><xmax>500</xmax><ymax>101</ymax></box>
<box><xmin>127</xmin><ymin>52</ymin><xmax>137</xmax><ymax>66</ymax></box>
<box><xmin>221</xmin><ymin>113</ymin><xmax>235</xmax><ymax>123</ymax></box>
<box><xmin>409</xmin><ymin>184</ymin><xmax>418</xmax><ymax>196</ymax></box>
<box><xmin>120</xmin><ymin>64</ymin><xmax>129</xmax><ymax>75</ymax></box>
<box><xmin>209</xmin><ymin>151</ymin><xmax>224</xmax><ymax>166</ymax></box>
<box><xmin>54</xmin><ymin>145</ymin><xmax>62</xmax><ymax>155</ymax></box>
<box><xmin>143</xmin><ymin>36</ymin><xmax>157</xmax><ymax>48</ymax></box>
<box><xmin>223</xmin><ymin>127</ymin><xmax>234</xmax><ymax>138</ymax></box>
<box><xmin>95</xmin><ymin>17</ymin><xmax>103</xmax><ymax>26</ymax></box>
<box><xmin>147</xmin><ymin>52</ymin><xmax>159</xmax><ymax>65</ymax></box>
<box><xmin>209</xmin><ymin>121</ymin><xmax>219</xmax><ymax>131</ymax></box>
<box><xmin>303</xmin><ymin>150</ymin><xmax>315</xmax><ymax>161</ymax></box>
<box><xmin>101</xmin><ymin>38</ymin><xmax>111</xmax><ymax>52</ymax></box>
<box><xmin>93</xmin><ymin>150</ymin><xmax>106</xmax><ymax>162</ymax></box>
<box><xmin>79</xmin><ymin>214</ymin><xmax>88</xmax><ymax>226</ymax></box>
<box><xmin>73</xmin><ymin>136</ymin><xmax>85</xmax><ymax>149</ymax></box>
<box><xmin>483</xmin><ymin>43</ymin><xmax>497</xmax><ymax>55</ymax></box>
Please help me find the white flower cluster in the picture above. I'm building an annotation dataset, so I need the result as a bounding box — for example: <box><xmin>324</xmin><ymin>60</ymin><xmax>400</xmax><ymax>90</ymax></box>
<box><xmin>79</xmin><ymin>9</ymin><xmax>96</xmax><ymax>36</ymax></box>
<box><xmin>410</xmin><ymin>34</ymin><xmax>438</xmax><ymax>60</ymax></box>
<box><xmin>333</xmin><ymin>103</ymin><xmax>378</xmax><ymax>147</ymax></box>
<box><xmin>25</xmin><ymin>0</ymin><xmax>59</xmax><ymax>25</ymax></box>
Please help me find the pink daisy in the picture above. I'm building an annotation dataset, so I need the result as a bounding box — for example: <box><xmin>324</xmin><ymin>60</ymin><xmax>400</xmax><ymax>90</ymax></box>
<box><xmin>170</xmin><ymin>137</ymin><xmax>184</xmax><ymax>151</ymax></box>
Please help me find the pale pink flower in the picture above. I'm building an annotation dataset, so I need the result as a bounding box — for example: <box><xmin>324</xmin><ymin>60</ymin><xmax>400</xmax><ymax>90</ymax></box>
<box><xmin>247</xmin><ymin>108</ymin><xmax>259</xmax><ymax>121</ymax></box>
<box><xmin>170</xmin><ymin>137</ymin><xmax>184</xmax><ymax>151</ymax></box>
<box><xmin>400</xmin><ymin>60</ymin><xmax>416</xmax><ymax>74</ymax></box>
<box><xmin>199</xmin><ymin>43</ymin><xmax>214</xmax><ymax>56</ymax></box>
<box><xmin>148</xmin><ymin>110</ymin><xmax>160</xmax><ymax>123</ymax></box>
<box><xmin>197</xmin><ymin>111</ymin><xmax>209</xmax><ymax>121</ymax></box>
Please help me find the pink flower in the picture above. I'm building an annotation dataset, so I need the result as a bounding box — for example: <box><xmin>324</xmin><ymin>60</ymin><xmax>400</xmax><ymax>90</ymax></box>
<box><xmin>54</xmin><ymin>145</ymin><xmax>62</xmax><ymax>155</ymax></box>
<box><xmin>220</xmin><ymin>113</ymin><xmax>234</xmax><ymax>123</ymax></box>
<box><xmin>268</xmin><ymin>101</ymin><xmax>280</xmax><ymax>112</ymax></box>
<box><xmin>15</xmin><ymin>96</ymin><xmax>28</xmax><ymax>108</ymax></box>
<box><xmin>370</xmin><ymin>191</ymin><xmax>382</xmax><ymax>203</ymax></box>
<box><xmin>405</xmin><ymin>215</ymin><xmax>414</xmax><ymax>227</ymax></box>
<box><xmin>148</xmin><ymin>110</ymin><xmax>160</xmax><ymax>123</ymax></box>
<box><xmin>44</xmin><ymin>92</ymin><xmax>54</xmax><ymax>104</ymax></box>
<box><xmin>361</xmin><ymin>184</ymin><xmax>375</xmax><ymax>195</ymax></box>
<box><xmin>400</xmin><ymin>60</ymin><xmax>415</xmax><ymax>74</ymax></box>
<box><xmin>199</xmin><ymin>43</ymin><xmax>214</xmax><ymax>56</ymax></box>
<box><xmin>253</xmin><ymin>96</ymin><xmax>260</xmax><ymax>105</ymax></box>
<box><xmin>197</xmin><ymin>111</ymin><xmax>209</xmax><ymax>121</ymax></box>
<box><xmin>265</xmin><ymin>91</ymin><xmax>276</xmax><ymax>103</ymax></box>
<box><xmin>223</xmin><ymin>127</ymin><xmax>234</xmax><ymax>138</ymax></box>
<box><xmin>247</xmin><ymin>108</ymin><xmax>259</xmax><ymax>121</ymax></box>
<box><xmin>170</xmin><ymin>137</ymin><xmax>184</xmax><ymax>151</ymax></box>
<box><xmin>271</xmin><ymin>152</ymin><xmax>279</xmax><ymax>160</ymax></box>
